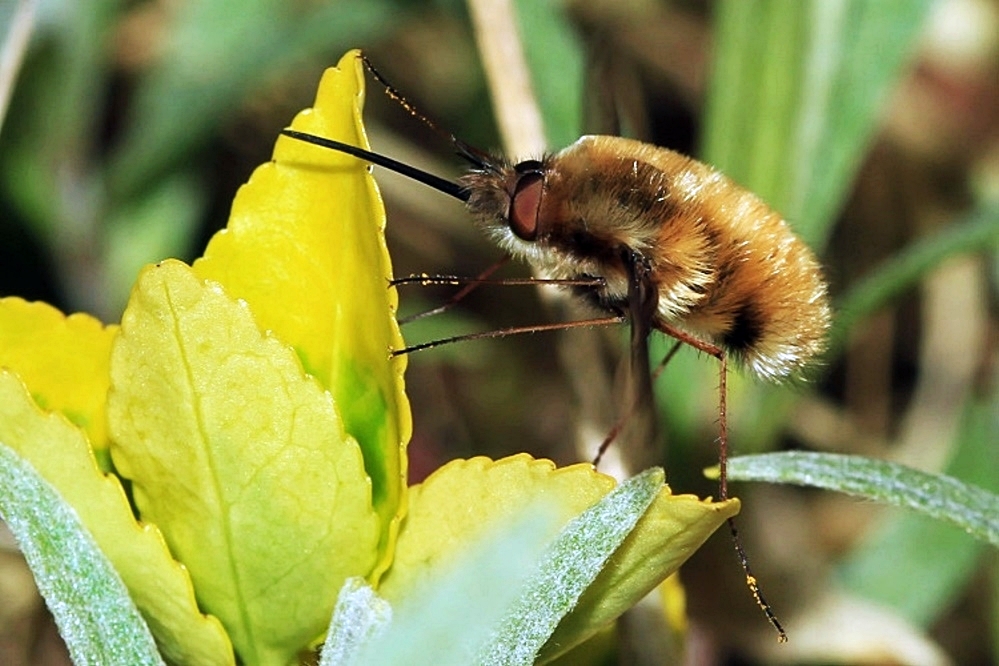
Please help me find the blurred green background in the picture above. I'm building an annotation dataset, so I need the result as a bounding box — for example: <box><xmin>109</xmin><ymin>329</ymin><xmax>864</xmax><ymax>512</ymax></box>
<box><xmin>1</xmin><ymin>0</ymin><xmax>997</xmax><ymax>664</ymax></box>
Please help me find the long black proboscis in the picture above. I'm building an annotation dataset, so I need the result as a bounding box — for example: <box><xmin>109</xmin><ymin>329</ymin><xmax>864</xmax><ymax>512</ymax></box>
<box><xmin>280</xmin><ymin>129</ymin><xmax>471</xmax><ymax>203</ymax></box>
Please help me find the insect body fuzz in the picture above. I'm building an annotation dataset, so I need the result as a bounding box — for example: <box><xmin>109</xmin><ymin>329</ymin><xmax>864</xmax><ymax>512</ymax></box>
<box><xmin>461</xmin><ymin>135</ymin><xmax>831</xmax><ymax>381</ymax></box>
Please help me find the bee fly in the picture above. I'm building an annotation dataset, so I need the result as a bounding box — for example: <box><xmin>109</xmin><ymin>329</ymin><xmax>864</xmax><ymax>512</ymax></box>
<box><xmin>282</xmin><ymin>55</ymin><xmax>831</xmax><ymax>642</ymax></box>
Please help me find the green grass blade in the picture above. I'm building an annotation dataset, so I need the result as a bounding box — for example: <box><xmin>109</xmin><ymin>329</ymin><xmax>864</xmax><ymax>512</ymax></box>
<box><xmin>836</xmin><ymin>398</ymin><xmax>998</xmax><ymax>626</ymax></box>
<box><xmin>0</xmin><ymin>442</ymin><xmax>164</xmax><ymax>666</ymax></box>
<box><xmin>830</xmin><ymin>200</ymin><xmax>999</xmax><ymax>353</ymax></box>
<box><xmin>726</xmin><ymin>451</ymin><xmax>999</xmax><ymax>548</ymax></box>
<box><xmin>703</xmin><ymin>0</ymin><xmax>933</xmax><ymax>248</ymax></box>
<box><xmin>514</xmin><ymin>0</ymin><xmax>584</xmax><ymax>149</ymax></box>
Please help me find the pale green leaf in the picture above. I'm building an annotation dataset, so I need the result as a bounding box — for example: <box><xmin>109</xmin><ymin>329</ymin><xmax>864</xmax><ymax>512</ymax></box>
<box><xmin>477</xmin><ymin>468</ymin><xmax>662</xmax><ymax>666</ymax></box>
<box><xmin>109</xmin><ymin>260</ymin><xmax>380</xmax><ymax>666</ymax></box>
<box><xmin>355</xmin><ymin>505</ymin><xmax>563</xmax><ymax>666</ymax></box>
<box><xmin>538</xmin><ymin>478</ymin><xmax>738</xmax><ymax>662</ymax></box>
<box><xmin>379</xmin><ymin>454</ymin><xmax>736</xmax><ymax>663</ymax></box>
<box><xmin>333</xmin><ymin>463</ymin><xmax>733</xmax><ymax>665</ymax></box>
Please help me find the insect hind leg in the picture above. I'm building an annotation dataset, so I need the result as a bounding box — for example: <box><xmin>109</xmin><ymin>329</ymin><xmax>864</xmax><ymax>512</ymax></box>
<box><xmin>652</xmin><ymin>323</ymin><xmax>788</xmax><ymax>642</ymax></box>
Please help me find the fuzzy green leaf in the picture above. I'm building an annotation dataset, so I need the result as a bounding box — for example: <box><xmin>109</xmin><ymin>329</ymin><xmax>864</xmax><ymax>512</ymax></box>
<box><xmin>0</xmin><ymin>368</ymin><xmax>233</xmax><ymax>665</ymax></box>
<box><xmin>368</xmin><ymin>456</ymin><xmax>734</xmax><ymax>664</ymax></box>
<box><xmin>0</xmin><ymin>442</ymin><xmax>164</xmax><ymax>666</ymax></box>
<box><xmin>351</xmin><ymin>506</ymin><xmax>563</xmax><ymax>666</ymax></box>
<box><xmin>478</xmin><ymin>468</ymin><xmax>662</xmax><ymax>665</ymax></box>
<box><xmin>337</xmin><ymin>469</ymin><xmax>666</xmax><ymax>666</ymax></box>
<box><xmin>321</xmin><ymin>578</ymin><xmax>393</xmax><ymax>666</ymax></box>
<box><xmin>726</xmin><ymin>451</ymin><xmax>999</xmax><ymax>547</ymax></box>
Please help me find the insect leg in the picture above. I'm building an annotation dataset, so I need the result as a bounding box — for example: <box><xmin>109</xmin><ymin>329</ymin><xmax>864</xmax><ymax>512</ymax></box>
<box><xmin>392</xmin><ymin>259</ymin><xmax>607</xmax><ymax>325</ymax></box>
<box><xmin>728</xmin><ymin>518</ymin><xmax>788</xmax><ymax>642</ymax></box>
<box><xmin>389</xmin><ymin>316</ymin><xmax>625</xmax><ymax>356</ymax></box>
<box><xmin>591</xmin><ymin>249</ymin><xmax>662</xmax><ymax>468</ymax></box>
<box><xmin>394</xmin><ymin>256</ymin><xmax>510</xmax><ymax>324</ymax></box>
<box><xmin>652</xmin><ymin>323</ymin><xmax>788</xmax><ymax>642</ymax></box>
<box><xmin>592</xmin><ymin>339</ymin><xmax>682</xmax><ymax>466</ymax></box>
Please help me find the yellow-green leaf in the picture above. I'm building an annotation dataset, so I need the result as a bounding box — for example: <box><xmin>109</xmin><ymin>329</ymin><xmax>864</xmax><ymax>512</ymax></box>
<box><xmin>0</xmin><ymin>369</ymin><xmax>234</xmax><ymax>666</ymax></box>
<box><xmin>192</xmin><ymin>49</ymin><xmax>409</xmax><ymax>564</ymax></box>
<box><xmin>108</xmin><ymin>260</ymin><xmax>380</xmax><ymax>666</ymax></box>
<box><xmin>0</xmin><ymin>298</ymin><xmax>116</xmax><ymax>462</ymax></box>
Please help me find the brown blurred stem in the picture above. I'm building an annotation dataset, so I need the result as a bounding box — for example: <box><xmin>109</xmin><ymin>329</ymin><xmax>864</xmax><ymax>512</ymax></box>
<box><xmin>465</xmin><ymin>0</ymin><xmax>546</xmax><ymax>158</ymax></box>
<box><xmin>0</xmin><ymin>0</ymin><xmax>37</xmax><ymax>134</ymax></box>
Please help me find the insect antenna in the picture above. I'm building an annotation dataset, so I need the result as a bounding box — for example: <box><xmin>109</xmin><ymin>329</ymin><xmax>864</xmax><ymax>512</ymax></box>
<box><xmin>280</xmin><ymin>129</ymin><xmax>469</xmax><ymax>202</ymax></box>
<box><xmin>360</xmin><ymin>53</ymin><xmax>500</xmax><ymax>173</ymax></box>
<box><xmin>282</xmin><ymin>55</ymin><xmax>507</xmax><ymax>199</ymax></box>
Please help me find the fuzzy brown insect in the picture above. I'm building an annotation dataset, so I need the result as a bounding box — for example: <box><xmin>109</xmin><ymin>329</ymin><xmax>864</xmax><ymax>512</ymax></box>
<box><xmin>461</xmin><ymin>134</ymin><xmax>830</xmax><ymax>382</ymax></box>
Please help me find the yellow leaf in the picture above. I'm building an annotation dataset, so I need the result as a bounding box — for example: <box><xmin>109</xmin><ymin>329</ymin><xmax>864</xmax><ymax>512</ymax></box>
<box><xmin>108</xmin><ymin>260</ymin><xmax>380</xmax><ymax>666</ymax></box>
<box><xmin>660</xmin><ymin>573</ymin><xmax>689</xmax><ymax>637</ymax></box>
<box><xmin>0</xmin><ymin>369</ymin><xmax>234</xmax><ymax>666</ymax></box>
<box><xmin>0</xmin><ymin>298</ymin><xmax>116</xmax><ymax>462</ymax></box>
<box><xmin>377</xmin><ymin>454</ymin><xmax>615</xmax><ymax>604</ymax></box>
<box><xmin>538</xmin><ymin>488</ymin><xmax>739</xmax><ymax>662</ymax></box>
<box><xmin>192</xmin><ymin>49</ymin><xmax>409</xmax><ymax>566</ymax></box>
<box><xmin>377</xmin><ymin>453</ymin><xmax>737</xmax><ymax>662</ymax></box>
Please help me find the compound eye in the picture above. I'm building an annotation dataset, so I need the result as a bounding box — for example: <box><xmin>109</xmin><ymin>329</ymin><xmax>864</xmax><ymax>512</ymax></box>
<box><xmin>509</xmin><ymin>169</ymin><xmax>544</xmax><ymax>241</ymax></box>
